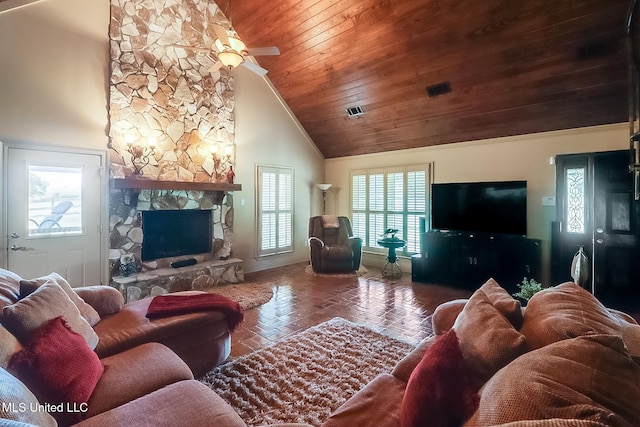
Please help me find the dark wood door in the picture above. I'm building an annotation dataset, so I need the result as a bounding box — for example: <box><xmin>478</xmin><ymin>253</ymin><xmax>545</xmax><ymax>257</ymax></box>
<box><xmin>553</xmin><ymin>150</ymin><xmax>640</xmax><ymax>313</ymax></box>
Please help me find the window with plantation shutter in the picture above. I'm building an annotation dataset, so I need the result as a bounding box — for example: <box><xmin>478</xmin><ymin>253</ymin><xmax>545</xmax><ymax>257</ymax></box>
<box><xmin>351</xmin><ymin>164</ymin><xmax>431</xmax><ymax>255</ymax></box>
<box><xmin>257</xmin><ymin>165</ymin><xmax>294</xmax><ymax>256</ymax></box>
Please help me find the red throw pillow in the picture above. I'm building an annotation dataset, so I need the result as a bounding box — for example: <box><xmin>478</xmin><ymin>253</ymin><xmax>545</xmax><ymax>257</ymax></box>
<box><xmin>8</xmin><ymin>316</ymin><xmax>104</xmax><ymax>426</ymax></box>
<box><xmin>400</xmin><ymin>329</ymin><xmax>479</xmax><ymax>427</ymax></box>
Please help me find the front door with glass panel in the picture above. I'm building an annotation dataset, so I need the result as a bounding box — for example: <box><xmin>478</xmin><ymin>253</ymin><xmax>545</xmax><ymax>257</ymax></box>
<box><xmin>553</xmin><ymin>150</ymin><xmax>640</xmax><ymax>313</ymax></box>
<box><xmin>6</xmin><ymin>147</ymin><xmax>103</xmax><ymax>284</ymax></box>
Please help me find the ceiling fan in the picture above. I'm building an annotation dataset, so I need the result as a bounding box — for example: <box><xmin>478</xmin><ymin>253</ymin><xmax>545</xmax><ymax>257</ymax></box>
<box><xmin>176</xmin><ymin>24</ymin><xmax>279</xmax><ymax>76</ymax></box>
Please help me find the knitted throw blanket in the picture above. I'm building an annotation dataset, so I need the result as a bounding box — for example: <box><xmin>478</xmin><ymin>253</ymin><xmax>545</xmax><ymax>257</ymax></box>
<box><xmin>146</xmin><ymin>293</ymin><xmax>244</xmax><ymax>332</ymax></box>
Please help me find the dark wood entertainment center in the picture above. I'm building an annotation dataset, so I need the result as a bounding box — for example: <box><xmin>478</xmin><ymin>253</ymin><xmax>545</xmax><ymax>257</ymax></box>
<box><xmin>411</xmin><ymin>231</ymin><xmax>542</xmax><ymax>294</ymax></box>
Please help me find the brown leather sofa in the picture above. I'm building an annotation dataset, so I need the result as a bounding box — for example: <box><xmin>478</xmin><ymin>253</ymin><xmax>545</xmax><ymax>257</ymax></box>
<box><xmin>308</xmin><ymin>215</ymin><xmax>362</xmax><ymax>273</ymax></box>
<box><xmin>322</xmin><ymin>279</ymin><xmax>640</xmax><ymax>427</ymax></box>
<box><xmin>0</xmin><ymin>268</ymin><xmax>246</xmax><ymax>427</ymax></box>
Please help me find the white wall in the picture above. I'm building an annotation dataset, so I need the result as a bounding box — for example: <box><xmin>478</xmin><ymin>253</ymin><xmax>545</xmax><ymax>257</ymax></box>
<box><xmin>325</xmin><ymin>123</ymin><xmax>629</xmax><ymax>285</ymax></box>
<box><xmin>0</xmin><ymin>0</ymin><xmax>110</xmax><ymax>271</ymax></box>
<box><xmin>0</xmin><ymin>0</ymin><xmax>110</xmax><ymax>149</ymax></box>
<box><xmin>229</xmin><ymin>66</ymin><xmax>325</xmax><ymax>273</ymax></box>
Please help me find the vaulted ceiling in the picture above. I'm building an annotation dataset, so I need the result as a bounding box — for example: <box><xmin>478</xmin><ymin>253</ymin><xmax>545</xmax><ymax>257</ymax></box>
<box><xmin>230</xmin><ymin>0</ymin><xmax>631</xmax><ymax>158</ymax></box>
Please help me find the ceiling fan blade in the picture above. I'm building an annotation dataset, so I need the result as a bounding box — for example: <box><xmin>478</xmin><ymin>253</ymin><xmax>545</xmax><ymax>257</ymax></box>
<box><xmin>208</xmin><ymin>60</ymin><xmax>225</xmax><ymax>73</ymax></box>
<box><xmin>241</xmin><ymin>60</ymin><xmax>269</xmax><ymax>76</ymax></box>
<box><xmin>245</xmin><ymin>46</ymin><xmax>280</xmax><ymax>57</ymax></box>
<box><xmin>212</xmin><ymin>24</ymin><xmax>230</xmax><ymax>47</ymax></box>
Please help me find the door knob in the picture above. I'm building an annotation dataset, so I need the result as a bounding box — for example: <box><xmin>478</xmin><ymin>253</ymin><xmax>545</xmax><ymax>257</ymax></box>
<box><xmin>595</xmin><ymin>228</ymin><xmax>604</xmax><ymax>234</ymax></box>
<box><xmin>10</xmin><ymin>245</ymin><xmax>33</xmax><ymax>251</ymax></box>
<box><xmin>596</xmin><ymin>239</ymin><xmax>604</xmax><ymax>244</ymax></box>
<box><xmin>10</xmin><ymin>233</ymin><xmax>19</xmax><ymax>239</ymax></box>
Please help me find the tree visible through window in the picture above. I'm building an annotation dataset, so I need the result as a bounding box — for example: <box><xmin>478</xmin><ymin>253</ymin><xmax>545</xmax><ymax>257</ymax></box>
<box><xmin>351</xmin><ymin>164</ymin><xmax>430</xmax><ymax>254</ymax></box>
<box><xmin>257</xmin><ymin>165</ymin><xmax>294</xmax><ymax>256</ymax></box>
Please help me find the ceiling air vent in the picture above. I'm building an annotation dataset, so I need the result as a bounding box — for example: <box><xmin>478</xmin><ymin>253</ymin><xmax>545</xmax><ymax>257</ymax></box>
<box><xmin>577</xmin><ymin>39</ymin><xmax>617</xmax><ymax>61</ymax></box>
<box><xmin>346</xmin><ymin>106</ymin><xmax>364</xmax><ymax>117</ymax></box>
<box><xmin>426</xmin><ymin>81</ymin><xmax>452</xmax><ymax>97</ymax></box>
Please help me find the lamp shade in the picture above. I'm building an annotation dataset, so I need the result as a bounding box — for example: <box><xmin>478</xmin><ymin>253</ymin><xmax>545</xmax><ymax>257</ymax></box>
<box><xmin>218</xmin><ymin>51</ymin><xmax>244</xmax><ymax>68</ymax></box>
<box><xmin>317</xmin><ymin>183</ymin><xmax>332</xmax><ymax>191</ymax></box>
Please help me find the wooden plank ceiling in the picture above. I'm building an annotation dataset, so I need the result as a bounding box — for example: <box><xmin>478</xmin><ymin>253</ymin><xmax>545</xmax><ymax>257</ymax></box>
<box><xmin>229</xmin><ymin>0</ymin><xmax>632</xmax><ymax>158</ymax></box>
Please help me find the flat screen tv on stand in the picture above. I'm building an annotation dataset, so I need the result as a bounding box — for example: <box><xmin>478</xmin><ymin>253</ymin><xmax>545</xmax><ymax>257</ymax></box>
<box><xmin>431</xmin><ymin>180</ymin><xmax>527</xmax><ymax>236</ymax></box>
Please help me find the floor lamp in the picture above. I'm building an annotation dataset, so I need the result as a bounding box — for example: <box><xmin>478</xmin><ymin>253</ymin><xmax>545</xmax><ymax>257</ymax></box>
<box><xmin>317</xmin><ymin>183</ymin><xmax>332</xmax><ymax>214</ymax></box>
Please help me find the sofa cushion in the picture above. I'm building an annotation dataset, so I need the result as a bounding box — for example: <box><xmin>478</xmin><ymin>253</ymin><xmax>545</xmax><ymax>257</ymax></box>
<box><xmin>0</xmin><ymin>268</ymin><xmax>22</xmax><ymax>311</ymax></box>
<box><xmin>321</xmin><ymin>373</ymin><xmax>406</xmax><ymax>427</ymax></box>
<box><xmin>453</xmin><ymin>279</ymin><xmax>526</xmax><ymax>390</ymax></box>
<box><xmin>74</xmin><ymin>285</ymin><xmax>124</xmax><ymax>318</ymax></box>
<box><xmin>432</xmin><ymin>298</ymin><xmax>468</xmax><ymax>335</ymax></box>
<box><xmin>391</xmin><ymin>335</ymin><xmax>436</xmax><ymax>382</ymax></box>
<box><xmin>72</xmin><ymin>380</ymin><xmax>248</xmax><ymax>427</ymax></box>
<box><xmin>20</xmin><ymin>272</ymin><xmax>100</xmax><ymax>326</ymax></box>
<box><xmin>466</xmin><ymin>334</ymin><xmax>640</xmax><ymax>427</ymax></box>
<box><xmin>3</xmin><ymin>280</ymin><xmax>98</xmax><ymax>349</ymax></box>
<box><xmin>400</xmin><ymin>329</ymin><xmax>478</xmax><ymax>427</ymax></box>
<box><xmin>8</xmin><ymin>316</ymin><xmax>104</xmax><ymax>426</ymax></box>
<box><xmin>0</xmin><ymin>367</ymin><xmax>57</xmax><ymax>427</ymax></box>
<box><xmin>93</xmin><ymin>295</ymin><xmax>231</xmax><ymax>376</ymax></box>
<box><xmin>86</xmin><ymin>342</ymin><xmax>193</xmax><ymax>417</ymax></box>
<box><xmin>519</xmin><ymin>282</ymin><xmax>631</xmax><ymax>351</ymax></box>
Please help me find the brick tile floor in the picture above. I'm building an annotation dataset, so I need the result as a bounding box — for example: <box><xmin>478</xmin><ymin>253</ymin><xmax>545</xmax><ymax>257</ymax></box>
<box><xmin>231</xmin><ymin>262</ymin><xmax>472</xmax><ymax>357</ymax></box>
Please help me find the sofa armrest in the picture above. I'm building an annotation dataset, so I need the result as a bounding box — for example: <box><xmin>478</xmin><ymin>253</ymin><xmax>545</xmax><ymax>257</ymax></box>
<box><xmin>73</xmin><ymin>380</ymin><xmax>247</xmax><ymax>427</ymax></box>
<box><xmin>308</xmin><ymin>236</ymin><xmax>325</xmax><ymax>248</ymax></box>
<box><xmin>432</xmin><ymin>299</ymin><xmax>468</xmax><ymax>335</ymax></box>
<box><xmin>74</xmin><ymin>286</ymin><xmax>125</xmax><ymax>318</ymax></box>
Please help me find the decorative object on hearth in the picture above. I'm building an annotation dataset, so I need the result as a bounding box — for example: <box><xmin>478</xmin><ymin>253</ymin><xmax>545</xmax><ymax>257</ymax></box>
<box><xmin>377</xmin><ymin>229</ymin><xmax>406</xmax><ymax>278</ymax></box>
<box><xmin>199</xmin><ymin>317</ymin><xmax>415</xmax><ymax>426</ymax></box>
<box><xmin>317</xmin><ymin>183</ymin><xmax>332</xmax><ymax>214</ymax></box>
<box><xmin>119</xmin><ymin>254</ymin><xmax>137</xmax><ymax>277</ymax></box>
<box><xmin>571</xmin><ymin>246</ymin><xmax>589</xmax><ymax>289</ymax></box>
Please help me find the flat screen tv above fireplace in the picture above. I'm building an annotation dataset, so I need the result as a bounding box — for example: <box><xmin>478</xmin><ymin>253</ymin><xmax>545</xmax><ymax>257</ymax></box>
<box><xmin>141</xmin><ymin>209</ymin><xmax>212</xmax><ymax>261</ymax></box>
<box><xmin>431</xmin><ymin>180</ymin><xmax>527</xmax><ymax>236</ymax></box>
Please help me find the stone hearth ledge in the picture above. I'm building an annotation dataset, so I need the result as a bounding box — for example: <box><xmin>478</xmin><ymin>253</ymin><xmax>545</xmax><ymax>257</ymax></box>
<box><xmin>111</xmin><ymin>258</ymin><xmax>244</xmax><ymax>303</ymax></box>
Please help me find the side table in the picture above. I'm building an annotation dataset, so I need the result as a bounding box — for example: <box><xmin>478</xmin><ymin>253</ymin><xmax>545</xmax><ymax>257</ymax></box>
<box><xmin>377</xmin><ymin>238</ymin><xmax>406</xmax><ymax>277</ymax></box>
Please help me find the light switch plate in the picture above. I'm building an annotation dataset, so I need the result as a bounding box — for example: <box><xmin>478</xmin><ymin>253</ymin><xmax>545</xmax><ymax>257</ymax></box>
<box><xmin>542</xmin><ymin>196</ymin><xmax>556</xmax><ymax>206</ymax></box>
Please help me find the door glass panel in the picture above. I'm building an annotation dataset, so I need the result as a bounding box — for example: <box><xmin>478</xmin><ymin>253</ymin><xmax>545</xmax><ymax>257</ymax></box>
<box><xmin>28</xmin><ymin>165</ymin><xmax>83</xmax><ymax>237</ymax></box>
<box><xmin>566</xmin><ymin>167</ymin><xmax>585</xmax><ymax>233</ymax></box>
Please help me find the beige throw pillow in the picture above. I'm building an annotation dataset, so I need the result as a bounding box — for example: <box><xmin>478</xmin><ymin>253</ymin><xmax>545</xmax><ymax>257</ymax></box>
<box><xmin>3</xmin><ymin>280</ymin><xmax>98</xmax><ymax>349</ymax></box>
<box><xmin>466</xmin><ymin>334</ymin><xmax>640</xmax><ymax>427</ymax></box>
<box><xmin>520</xmin><ymin>282</ymin><xmax>629</xmax><ymax>351</ymax></box>
<box><xmin>74</xmin><ymin>285</ymin><xmax>125</xmax><ymax>318</ymax></box>
<box><xmin>20</xmin><ymin>272</ymin><xmax>100</xmax><ymax>326</ymax></box>
<box><xmin>453</xmin><ymin>278</ymin><xmax>526</xmax><ymax>390</ymax></box>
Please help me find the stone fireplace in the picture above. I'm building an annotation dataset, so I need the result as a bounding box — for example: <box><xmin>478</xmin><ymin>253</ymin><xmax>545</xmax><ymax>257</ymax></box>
<box><xmin>108</xmin><ymin>184</ymin><xmax>243</xmax><ymax>302</ymax></box>
<box><xmin>106</xmin><ymin>1</ymin><xmax>244</xmax><ymax>302</ymax></box>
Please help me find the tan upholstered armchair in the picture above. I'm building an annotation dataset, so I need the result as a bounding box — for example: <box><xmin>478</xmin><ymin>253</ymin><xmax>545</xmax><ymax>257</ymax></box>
<box><xmin>308</xmin><ymin>216</ymin><xmax>363</xmax><ymax>273</ymax></box>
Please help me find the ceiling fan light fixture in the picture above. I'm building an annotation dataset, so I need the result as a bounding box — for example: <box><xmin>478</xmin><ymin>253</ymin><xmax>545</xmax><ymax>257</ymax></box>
<box><xmin>218</xmin><ymin>50</ymin><xmax>244</xmax><ymax>68</ymax></box>
<box><xmin>228</xmin><ymin>35</ymin><xmax>246</xmax><ymax>52</ymax></box>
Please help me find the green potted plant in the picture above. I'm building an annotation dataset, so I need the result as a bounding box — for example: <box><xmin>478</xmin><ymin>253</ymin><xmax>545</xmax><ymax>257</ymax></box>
<box><xmin>513</xmin><ymin>277</ymin><xmax>544</xmax><ymax>303</ymax></box>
